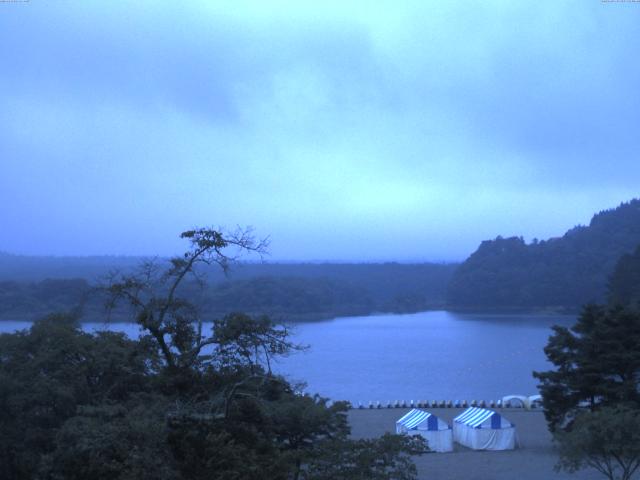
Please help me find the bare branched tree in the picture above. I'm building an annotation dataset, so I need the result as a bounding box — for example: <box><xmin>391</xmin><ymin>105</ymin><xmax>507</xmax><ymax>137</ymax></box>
<box><xmin>104</xmin><ymin>227</ymin><xmax>269</xmax><ymax>370</ymax></box>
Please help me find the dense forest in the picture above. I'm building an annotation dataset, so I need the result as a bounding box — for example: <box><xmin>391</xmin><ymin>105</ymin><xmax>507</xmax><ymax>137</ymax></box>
<box><xmin>0</xmin><ymin>259</ymin><xmax>457</xmax><ymax>321</ymax></box>
<box><xmin>608</xmin><ymin>243</ymin><xmax>640</xmax><ymax>309</ymax></box>
<box><xmin>447</xmin><ymin>199</ymin><xmax>640</xmax><ymax>311</ymax></box>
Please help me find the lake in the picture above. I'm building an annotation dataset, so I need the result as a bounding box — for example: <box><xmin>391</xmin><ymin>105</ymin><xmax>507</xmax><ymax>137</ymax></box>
<box><xmin>0</xmin><ymin>311</ymin><xmax>574</xmax><ymax>404</ymax></box>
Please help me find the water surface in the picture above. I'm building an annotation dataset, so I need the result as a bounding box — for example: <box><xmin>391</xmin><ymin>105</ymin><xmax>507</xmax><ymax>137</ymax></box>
<box><xmin>0</xmin><ymin>311</ymin><xmax>574</xmax><ymax>404</ymax></box>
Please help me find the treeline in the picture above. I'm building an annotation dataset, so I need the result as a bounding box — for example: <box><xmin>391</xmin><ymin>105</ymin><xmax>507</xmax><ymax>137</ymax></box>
<box><xmin>609</xmin><ymin>243</ymin><xmax>640</xmax><ymax>309</ymax></box>
<box><xmin>0</xmin><ymin>262</ymin><xmax>457</xmax><ymax>321</ymax></box>
<box><xmin>447</xmin><ymin>199</ymin><xmax>640</xmax><ymax>311</ymax></box>
<box><xmin>4</xmin><ymin>198</ymin><xmax>639</xmax><ymax>317</ymax></box>
<box><xmin>0</xmin><ymin>279</ymin><xmax>90</xmax><ymax>320</ymax></box>
<box><xmin>0</xmin><ymin>253</ymin><xmax>140</xmax><ymax>282</ymax></box>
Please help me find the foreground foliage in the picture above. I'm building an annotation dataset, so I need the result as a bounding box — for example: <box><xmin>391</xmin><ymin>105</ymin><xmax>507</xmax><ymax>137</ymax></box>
<box><xmin>0</xmin><ymin>228</ymin><xmax>424</xmax><ymax>480</ymax></box>
<box><xmin>555</xmin><ymin>406</ymin><xmax>640</xmax><ymax>480</ymax></box>
<box><xmin>302</xmin><ymin>434</ymin><xmax>427</xmax><ymax>480</ymax></box>
<box><xmin>0</xmin><ymin>313</ymin><xmax>426</xmax><ymax>480</ymax></box>
<box><xmin>536</xmin><ymin>301</ymin><xmax>640</xmax><ymax>480</ymax></box>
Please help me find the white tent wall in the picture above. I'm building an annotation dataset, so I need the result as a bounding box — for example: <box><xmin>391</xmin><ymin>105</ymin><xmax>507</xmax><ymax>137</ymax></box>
<box><xmin>453</xmin><ymin>423</ymin><xmax>517</xmax><ymax>450</ymax></box>
<box><xmin>453</xmin><ymin>407</ymin><xmax>518</xmax><ymax>451</ymax></box>
<box><xmin>408</xmin><ymin>429</ymin><xmax>454</xmax><ymax>453</ymax></box>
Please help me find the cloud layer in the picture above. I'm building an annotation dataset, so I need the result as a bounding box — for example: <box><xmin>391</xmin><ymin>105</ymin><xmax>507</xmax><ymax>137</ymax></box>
<box><xmin>1</xmin><ymin>1</ymin><xmax>639</xmax><ymax>261</ymax></box>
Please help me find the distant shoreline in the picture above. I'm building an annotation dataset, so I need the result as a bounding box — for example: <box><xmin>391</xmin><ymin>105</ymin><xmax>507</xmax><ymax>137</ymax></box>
<box><xmin>0</xmin><ymin>307</ymin><xmax>578</xmax><ymax>324</ymax></box>
<box><xmin>444</xmin><ymin>306</ymin><xmax>579</xmax><ymax>316</ymax></box>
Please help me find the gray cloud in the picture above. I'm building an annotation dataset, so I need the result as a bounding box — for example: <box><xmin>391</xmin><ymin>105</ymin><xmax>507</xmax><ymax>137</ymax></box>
<box><xmin>1</xmin><ymin>1</ymin><xmax>638</xmax><ymax>261</ymax></box>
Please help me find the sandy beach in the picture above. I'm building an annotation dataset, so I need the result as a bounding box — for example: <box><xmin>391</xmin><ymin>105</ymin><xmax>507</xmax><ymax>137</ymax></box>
<box><xmin>348</xmin><ymin>408</ymin><xmax>604</xmax><ymax>480</ymax></box>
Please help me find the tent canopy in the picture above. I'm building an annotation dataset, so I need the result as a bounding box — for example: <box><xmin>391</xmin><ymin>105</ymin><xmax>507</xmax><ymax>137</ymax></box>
<box><xmin>396</xmin><ymin>409</ymin><xmax>449</xmax><ymax>431</ymax></box>
<box><xmin>454</xmin><ymin>407</ymin><xmax>512</xmax><ymax>429</ymax></box>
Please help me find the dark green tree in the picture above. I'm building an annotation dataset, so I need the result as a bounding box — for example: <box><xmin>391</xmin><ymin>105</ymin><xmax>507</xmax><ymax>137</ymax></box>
<box><xmin>609</xmin><ymin>244</ymin><xmax>640</xmax><ymax>310</ymax></box>
<box><xmin>302</xmin><ymin>434</ymin><xmax>427</xmax><ymax>480</ymax></box>
<box><xmin>0</xmin><ymin>313</ymin><xmax>154</xmax><ymax>480</ymax></box>
<box><xmin>45</xmin><ymin>401</ymin><xmax>179</xmax><ymax>480</ymax></box>
<box><xmin>267</xmin><ymin>394</ymin><xmax>350</xmax><ymax>480</ymax></box>
<box><xmin>555</xmin><ymin>406</ymin><xmax>640</xmax><ymax>480</ymax></box>
<box><xmin>534</xmin><ymin>305</ymin><xmax>640</xmax><ymax>432</ymax></box>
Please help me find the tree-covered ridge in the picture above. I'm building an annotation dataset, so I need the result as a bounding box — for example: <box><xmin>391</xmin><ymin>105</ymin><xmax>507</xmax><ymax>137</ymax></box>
<box><xmin>447</xmin><ymin>199</ymin><xmax>640</xmax><ymax>310</ymax></box>
<box><xmin>0</xmin><ymin>263</ymin><xmax>456</xmax><ymax>322</ymax></box>
<box><xmin>608</xmin><ymin>243</ymin><xmax>640</xmax><ymax>310</ymax></box>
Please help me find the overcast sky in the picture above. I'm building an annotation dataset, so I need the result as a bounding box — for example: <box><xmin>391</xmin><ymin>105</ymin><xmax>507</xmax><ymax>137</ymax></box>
<box><xmin>1</xmin><ymin>1</ymin><xmax>639</xmax><ymax>262</ymax></box>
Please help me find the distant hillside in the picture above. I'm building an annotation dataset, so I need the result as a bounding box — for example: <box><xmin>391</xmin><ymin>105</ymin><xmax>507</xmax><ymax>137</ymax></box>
<box><xmin>0</xmin><ymin>258</ymin><xmax>457</xmax><ymax>321</ymax></box>
<box><xmin>447</xmin><ymin>199</ymin><xmax>640</xmax><ymax>310</ymax></box>
<box><xmin>608</xmin><ymin>243</ymin><xmax>640</xmax><ymax>309</ymax></box>
<box><xmin>0</xmin><ymin>253</ymin><xmax>142</xmax><ymax>282</ymax></box>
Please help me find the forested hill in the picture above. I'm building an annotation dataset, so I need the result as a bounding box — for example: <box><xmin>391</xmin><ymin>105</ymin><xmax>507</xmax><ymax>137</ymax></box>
<box><xmin>608</xmin><ymin>243</ymin><xmax>640</xmax><ymax>309</ymax></box>
<box><xmin>447</xmin><ymin>199</ymin><xmax>640</xmax><ymax>311</ymax></box>
<box><xmin>0</xmin><ymin>259</ymin><xmax>457</xmax><ymax>321</ymax></box>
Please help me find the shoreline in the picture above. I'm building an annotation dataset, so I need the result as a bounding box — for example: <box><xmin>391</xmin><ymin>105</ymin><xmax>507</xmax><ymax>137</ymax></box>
<box><xmin>0</xmin><ymin>307</ymin><xmax>578</xmax><ymax>324</ymax></box>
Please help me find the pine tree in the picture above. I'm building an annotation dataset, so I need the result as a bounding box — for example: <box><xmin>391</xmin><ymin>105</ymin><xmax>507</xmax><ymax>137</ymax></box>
<box><xmin>534</xmin><ymin>305</ymin><xmax>640</xmax><ymax>431</ymax></box>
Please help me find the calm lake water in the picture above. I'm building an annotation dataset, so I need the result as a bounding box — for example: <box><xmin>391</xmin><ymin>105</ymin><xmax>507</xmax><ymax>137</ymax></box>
<box><xmin>0</xmin><ymin>311</ymin><xmax>574</xmax><ymax>404</ymax></box>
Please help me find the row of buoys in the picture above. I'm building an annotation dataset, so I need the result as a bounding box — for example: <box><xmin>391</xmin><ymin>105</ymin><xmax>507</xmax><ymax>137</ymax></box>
<box><xmin>356</xmin><ymin>399</ymin><xmax>507</xmax><ymax>409</ymax></box>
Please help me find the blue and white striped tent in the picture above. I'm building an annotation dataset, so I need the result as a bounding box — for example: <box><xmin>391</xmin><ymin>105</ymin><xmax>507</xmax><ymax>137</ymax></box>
<box><xmin>453</xmin><ymin>407</ymin><xmax>517</xmax><ymax>450</ymax></box>
<box><xmin>396</xmin><ymin>409</ymin><xmax>453</xmax><ymax>452</ymax></box>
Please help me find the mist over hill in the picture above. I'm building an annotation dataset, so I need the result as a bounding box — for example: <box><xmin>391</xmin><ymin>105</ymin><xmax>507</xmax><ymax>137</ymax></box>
<box><xmin>3</xmin><ymin>199</ymin><xmax>639</xmax><ymax>319</ymax></box>
<box><xmin>447</xmin><ymin>199</ymin><xmax>640</xmax><ymax>311</ymax></box>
